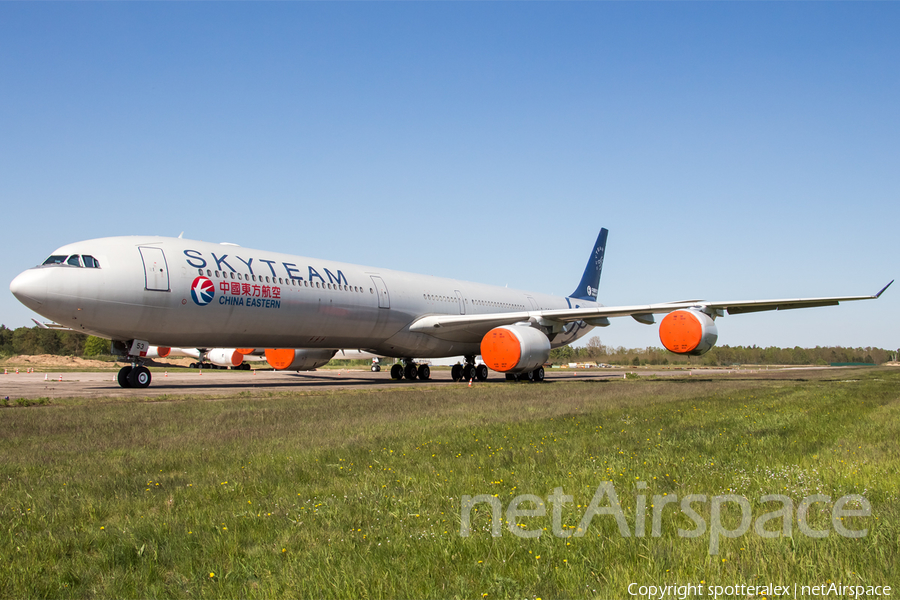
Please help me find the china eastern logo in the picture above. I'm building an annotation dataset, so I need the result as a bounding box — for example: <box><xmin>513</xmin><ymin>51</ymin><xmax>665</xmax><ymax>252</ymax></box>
<box><xmin>191</xmin><ymin>276</ymin><xmax>215</xmax><ymax>306</ymax></box>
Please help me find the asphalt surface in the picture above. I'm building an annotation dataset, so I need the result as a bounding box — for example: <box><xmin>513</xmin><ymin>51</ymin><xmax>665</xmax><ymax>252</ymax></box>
<box><xmin>0</xmin><ymin>367</ymin><xmax>653</xmax><ymax>400</ymax></box>
<box><xmin>0</xmin><ymin>364</ymin><xmax>834</xmax><ymax>401</ymax></box>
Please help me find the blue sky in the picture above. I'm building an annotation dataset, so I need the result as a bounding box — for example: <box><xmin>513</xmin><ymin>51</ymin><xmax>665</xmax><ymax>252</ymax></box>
<box><xmin>1</xmin><ymin>3</ymin><xmax>897</xmax><ymax>351</ymax></box>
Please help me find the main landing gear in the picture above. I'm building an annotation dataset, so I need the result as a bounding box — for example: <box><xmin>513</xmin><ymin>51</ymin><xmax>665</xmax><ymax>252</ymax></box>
<box><xmin>504</xmin><ymin>365</ymin><xmax>545</xmax><ymax>383</ymax></box>
<box><xmin>390</xmin><ymin>359</ymin><xmax>431</xmax><ymax>381</ymax></box>
<box><xmin>451</xmin><ymin>356</ymin><xmax>488</xmax><ymax>383</ymax></box>
<box><xmin>117</xmin><ymin>363</ymin><xmax>151</xmax><ymax>389</ymax></box>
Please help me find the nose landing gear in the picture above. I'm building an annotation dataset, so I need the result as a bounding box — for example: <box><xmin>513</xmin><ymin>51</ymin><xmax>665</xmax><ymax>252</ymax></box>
<box><xmin>117</xmin><ymin>364</ymin><xmax>151</xmax><ymax>388</ymax></box>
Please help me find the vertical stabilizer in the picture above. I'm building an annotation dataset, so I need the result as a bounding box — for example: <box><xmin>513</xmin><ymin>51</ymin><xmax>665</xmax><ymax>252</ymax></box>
<box><xmin>569</xmin><ymin>228</ymin><xmax>608</xmax><ymax>301</ymax></box>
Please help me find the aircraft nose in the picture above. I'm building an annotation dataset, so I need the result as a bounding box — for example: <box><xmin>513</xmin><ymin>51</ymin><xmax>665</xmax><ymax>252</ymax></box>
<box><xmin>10</xmin><ymin>268</ymin><xmax>48</xmax><ymax>310</ymax></box>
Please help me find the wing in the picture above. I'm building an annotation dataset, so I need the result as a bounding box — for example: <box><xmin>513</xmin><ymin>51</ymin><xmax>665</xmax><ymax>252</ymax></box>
<box><xmin>409</xmin><ymin>281</ymin><xmax>893</xmax><ymax>340</ymax></box>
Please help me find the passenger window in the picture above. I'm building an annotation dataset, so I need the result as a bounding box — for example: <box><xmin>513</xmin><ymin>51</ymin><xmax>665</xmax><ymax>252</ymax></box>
<box><xmin>215</xmin><ymin>270</ymin><xmax>220</xmax><ymax>277</ymax></box>
<box><xmin>207</xmin><ymin>269</ymin><xmax>211</xmax><ymax>276</ymax></box>
<box><xmin>279</xmin><ymin>278</ymin><xmax>284</xmax><ymax>285</ymax></box>
<box><xmin>67</xmin><ymin>255</ymin><xmax>82</xmax><ymax>267</ymax></box>
<box><xmin>198</xmin><ymin>269</ymin><xmax>203</xmax><ymax>275</ymax></box>
<box><xmin>42</xmin><ymin>255</ymin><xmax>67</xmax><ymax>265</ymax></box>
<box><xmin>230</xmin><ymin>272</ymin><xmax>235</xmax><ymax>279</ymax></box>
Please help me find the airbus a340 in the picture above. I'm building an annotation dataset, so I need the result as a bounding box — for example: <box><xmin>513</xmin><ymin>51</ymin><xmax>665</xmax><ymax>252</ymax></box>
<box><xmin>9</xmin><ymin>229</ymin><xmax>891</xmax><ymax>388</ymax></box>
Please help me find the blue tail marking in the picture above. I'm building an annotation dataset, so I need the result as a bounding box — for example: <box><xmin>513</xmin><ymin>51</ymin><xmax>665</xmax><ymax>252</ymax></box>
<box><xmin>569</xmin><ymin>228</ymin><xmax>608</xmax><ymax>302</ymax></box>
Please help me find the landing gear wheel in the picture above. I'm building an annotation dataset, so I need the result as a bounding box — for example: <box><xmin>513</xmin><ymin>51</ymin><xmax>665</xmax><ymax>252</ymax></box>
<box><xmin>417</xmin><ymin>364</ymin><xmax>431</xmax><ymax>380</ymax></box>
<box><xmin>462</xmin><ymin>364</ymin><xmax>475</xmax><ymax>382</ymax></box>
<box><xmin>451</xmin><ymin>364</ymin><xmax>463</xmax><ymax>382</ymax></box>
<box><xmin>404</xmin><ymin>364</ymin><xmax>418</xmax><ymax>380</ymax></box>
<box><xmin>117</xmin><ymin>366</ymin><xmax>133</xmax><ymax>388</ymax></box>
<box><xmin>128</xmin><ymin>366</ymin><xmax>152</xmax><ymax>388</ymax></box>
<box><xmin>475</xmin><ymin>364</ymin><xmax>489</xmax><ymax>382</ymax></box>
<box><xmin>505</xmin><ymin>373</ymin><xmax>518</xmax><ymax>382</ymax></box>
<box><xmin>390</xmin><ymin>364</ymin><xmax>403</xmax><ymax>380</ymax></box>
<box><xmin>371</xmin><ymin>364</ymin><xmax>381</xmax><ymax>372</ymax></box>
<box><xmin>532</xmin><ymin>366</ymin><xmax>545</xmax><ymax>383</ymax></box>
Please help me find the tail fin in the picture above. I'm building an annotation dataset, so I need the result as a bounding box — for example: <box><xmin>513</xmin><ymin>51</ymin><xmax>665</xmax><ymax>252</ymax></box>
<box><xmin>569</xmin><ymin>228</ymin><xmax>608</xmax><ymax>301</ymax></box>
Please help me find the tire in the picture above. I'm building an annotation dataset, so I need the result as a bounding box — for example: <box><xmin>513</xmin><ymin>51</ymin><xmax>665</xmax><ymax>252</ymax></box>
<box><xmin>462</xmin><ymin>364</ymin><xmax>475</xmax><ymax>381</ymax></box>
<box><xmin>505</xmin><ymin>373</ymin><xmax>517</xmax><ymax>382</ymax></box>
<box><xmin>532</xmin><ymin>366</ymin><xmax>545</xmax><ymax>383</ymax></box>
<box><xmin>417</xmin><ymin>364</ymin><xmax>431</xmax><ymax>380</ymax></box>
<box><xmin>404</xmin><ymin>364</ymin><xmax>418</xmax><ymax>380</ymax></box>
<box><xmin>128</xmin><ymin>366</ymin><xmax>152</xmax><ymax>388</ymax></box>
<box><xmin>390</xmin><ymin>364</ymin><xmax>403</xmax><ymax>380</ymax></box>
<box><xmin>476</xmin><ymin>364</ymin><xmax>489</xmax><ymax>382</ymax></box>
<box><xmin>371</xmin><ymin>364</ymin><xmax>381</xmax><ymax>372</ymax></box>
<box><xmin>451</xmin><ymin>364</ymin><xmax>463</xmax><ymax>382</ymax></box>
<box><xmin>117</xmin><ymin>366</ymin><xmax>133</xmax><ymax>388</ymax></box>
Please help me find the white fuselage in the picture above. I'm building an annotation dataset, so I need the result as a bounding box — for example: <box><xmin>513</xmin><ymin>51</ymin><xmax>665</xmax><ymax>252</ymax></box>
<box><xmin>11</xmin><ymin>236</ymin><xmax>596</xmax><ymax>358</ymax></box>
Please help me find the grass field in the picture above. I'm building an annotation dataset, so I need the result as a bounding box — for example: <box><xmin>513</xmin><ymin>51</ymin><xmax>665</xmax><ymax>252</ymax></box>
<box><xmin>1</xmin><ymin>368</ymin><xmax>897</xmax><ymax>598</ymax></box>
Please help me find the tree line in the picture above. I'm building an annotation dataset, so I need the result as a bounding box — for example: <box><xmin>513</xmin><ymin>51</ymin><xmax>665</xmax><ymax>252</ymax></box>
<box><xmin>1</xmin><ymin>325</ymin><xmax>896</xmax><ymax>365</ymax></box>
<box><xmin>550</xmin><ymin>336</ymin><xmax>897</xmax><ymax>366</ymax></box>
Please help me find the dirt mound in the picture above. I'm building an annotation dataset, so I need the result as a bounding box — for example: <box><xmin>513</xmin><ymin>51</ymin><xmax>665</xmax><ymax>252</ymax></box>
<box><xmin>0</xmin><ymin>354</ymin><xmax>195</xmax><ymax>369</ymax></box>
<box><xmin>1</xmin><ymin>354</ymin><xmax>116</xmax><ymax>369</ymax></box>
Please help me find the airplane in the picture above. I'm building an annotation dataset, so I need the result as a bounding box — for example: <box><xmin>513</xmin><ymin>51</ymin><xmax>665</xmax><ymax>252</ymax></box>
<box><xmin>9</xmin><ymin>228</ymin><xmax>892</xmax><ymax>389</ymax></box>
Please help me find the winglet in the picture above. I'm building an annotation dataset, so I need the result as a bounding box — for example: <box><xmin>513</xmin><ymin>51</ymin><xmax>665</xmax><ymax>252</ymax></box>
<box><xmin>875</xmin><ymin>280</ymin><xmax>893</xmax><ymax>298</ymax></box>
<box><xmin>569</xmin><ymin>228</ymin><xmax>608</xmax><ymax>301</ymax></box>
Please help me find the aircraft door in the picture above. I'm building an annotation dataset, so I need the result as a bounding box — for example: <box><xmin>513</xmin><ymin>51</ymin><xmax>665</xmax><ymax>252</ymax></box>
<box><xmin>139</xmin><ymin>247</ymin><xmax>170</xmax><ymax>292</ymax></box>
<box><xmin>455</xmin><ymin>290</ymin><xmax>465</xmax><ymax>315</ymax></box>
<box><xmin>527</xmin><ymin>296</ymin><xmax>539</xmax><ymax>310</ymax></box>
<box><xmin>370</xmin><ymin>276</ymin><xmax>390</xmax><ymax>309</ymax></box>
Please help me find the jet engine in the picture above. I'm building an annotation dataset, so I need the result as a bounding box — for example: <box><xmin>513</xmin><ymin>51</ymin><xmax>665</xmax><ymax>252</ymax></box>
<box><xmin>207</xmin><ymin>348</ymin><xmax>245</xmax><ymax>368</ymax></box>
<box><xmin>480</xmin><ymin>325</ymin><xmax>551</xmax><ymax>374</ymax></box>
<box><xmin>659</xmin><ymin>309</ymin><xmax>718</xmax><ymax>356</ymax></box>
<box><xmin>146</xmin><ymin>346</ymin><xmax>201</xmax><ymax>360</ymax></box>
<box><xmin>264</xmin><ymin>348</ymin><xmax>337</xmax><ymax>371</ymax></box>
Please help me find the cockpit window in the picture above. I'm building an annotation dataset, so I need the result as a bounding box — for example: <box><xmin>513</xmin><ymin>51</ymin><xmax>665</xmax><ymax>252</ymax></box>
<box><xmin>41</xmin><ymin>254</ymin><xmax>101</xmax><ymax>268</ymax></box>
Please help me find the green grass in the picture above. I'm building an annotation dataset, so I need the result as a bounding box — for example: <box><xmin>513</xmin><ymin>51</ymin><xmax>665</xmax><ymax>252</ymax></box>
<box><xmin>1</xmin><ymin>369</ymin><xmax>897</xmax><ymax>598</ymax></box>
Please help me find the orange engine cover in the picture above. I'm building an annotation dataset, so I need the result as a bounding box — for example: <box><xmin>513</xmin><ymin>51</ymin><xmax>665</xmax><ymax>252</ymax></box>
<box><xmin>481</xmin><ymin>326</ymin><xmax>550</xmax><ymax>374</ymax></box>
<box><xmin>208</xmin><ymin>348</ymin><xmax>244</xmax><ymax>367</ymax></box>
<box><xmin>659</xmin><ymin>310</ymin><xmax>718</xmax><ymax>356</ymax></box>
<box><xmin>264</xmin><ymin>348</ymin><xmax>336</xmax><ymax>371</ymax></box>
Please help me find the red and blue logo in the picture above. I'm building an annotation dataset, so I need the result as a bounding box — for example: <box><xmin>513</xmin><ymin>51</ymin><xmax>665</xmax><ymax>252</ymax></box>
<box><xmin>190</xmin><ymin>276</ymin><xmax>215</xmax><ymax>306</ymax></box>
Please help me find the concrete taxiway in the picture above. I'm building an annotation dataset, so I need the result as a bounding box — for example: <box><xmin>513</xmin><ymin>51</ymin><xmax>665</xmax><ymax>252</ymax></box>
<box><xmin>0</xmin><ymin>367</ymin><xmax>664</xmax><ymax>400</ymax></box>
<box><xmin>0</xmin><ymin>366</ymin><xmax>820</xmax><ymax>401</ymax></box>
